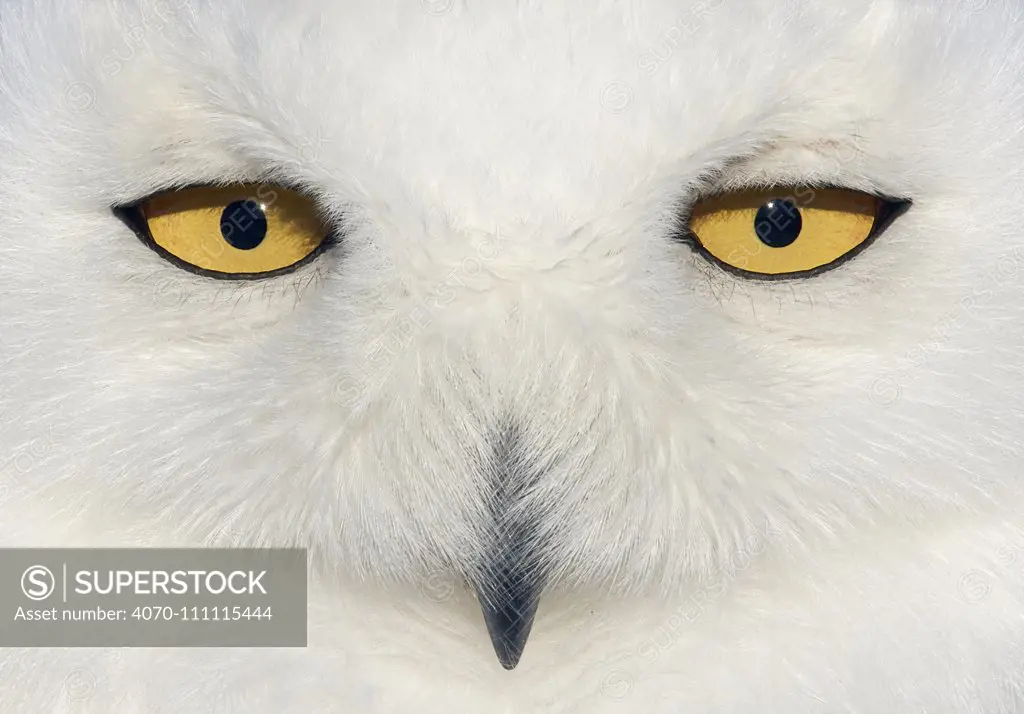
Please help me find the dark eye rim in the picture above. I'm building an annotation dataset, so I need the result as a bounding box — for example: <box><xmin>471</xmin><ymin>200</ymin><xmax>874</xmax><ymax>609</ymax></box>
<box><xmin>112</xmin><ymin>183</ymin><xmax>338</xmax><ymax>282</ymax></box>
<box><xmin>675</xmin><ymin>185</ymin><xmax>912</xmax><ymax>282</ymax></box>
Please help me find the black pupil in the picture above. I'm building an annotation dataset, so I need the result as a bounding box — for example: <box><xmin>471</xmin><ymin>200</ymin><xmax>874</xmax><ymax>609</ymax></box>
<box><xmin>220</xmin><ymin>199</ymin><xmax>268</xmax><ymax>250</ymax></box>
<box><xmin>754</xmin><ymin>198</ymin><xmax>802</xmax><ymax>248</ymax></box>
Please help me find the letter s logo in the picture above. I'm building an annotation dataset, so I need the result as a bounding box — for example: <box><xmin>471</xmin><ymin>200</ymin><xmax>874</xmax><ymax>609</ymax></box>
<box><xmin>21</xmin><ymin>565</ymin><xmax>55</xmax><ymax>601</ymax></box>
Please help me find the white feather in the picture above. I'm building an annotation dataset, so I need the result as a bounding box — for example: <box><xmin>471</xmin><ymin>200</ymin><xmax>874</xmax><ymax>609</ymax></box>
<box><xmin>1</xmin><ymin>0</ymin><xmax>1023</xmax><ymax>710</ymax></box>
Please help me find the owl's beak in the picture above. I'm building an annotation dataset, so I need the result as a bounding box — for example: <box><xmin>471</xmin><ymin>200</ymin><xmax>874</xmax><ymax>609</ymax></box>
<box><xmin>475</xmin><ymin>568</ymin><xmax>541</xmax><ymax>670</ymax></box>
<box><xmin>476</xmin><ymin>422</ymin><xmax>543</xmax><ymax>669</ymax></box>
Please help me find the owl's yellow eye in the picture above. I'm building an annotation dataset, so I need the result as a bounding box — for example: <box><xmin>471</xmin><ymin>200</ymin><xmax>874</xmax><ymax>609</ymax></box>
<box><xmin>686</xmin><ymin>187</ymin><xmax>909</xmax><ymax>278</ymax></box>
<box><xmin>118</xmin><ymin>183</ymin><xmax>333</xmax><ymax>279</ymax></box>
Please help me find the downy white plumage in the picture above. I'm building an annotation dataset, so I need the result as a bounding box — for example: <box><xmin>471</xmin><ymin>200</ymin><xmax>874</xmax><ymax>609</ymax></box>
<box><xmin>1</xmin><ymin>0</ymin><xmax>1023</xmax><ymax>711</ymax></box>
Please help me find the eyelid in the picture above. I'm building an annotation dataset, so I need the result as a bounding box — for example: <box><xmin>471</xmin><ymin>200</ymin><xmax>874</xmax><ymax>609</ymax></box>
<box><xmin>691</xmin><ymin>181</ymin><xmax>910</xmax><ymax>207</ymax></box>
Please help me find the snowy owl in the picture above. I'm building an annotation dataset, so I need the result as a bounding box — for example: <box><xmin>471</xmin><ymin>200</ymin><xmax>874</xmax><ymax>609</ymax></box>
<box><xmin>2</xmin><ymin>0</ymin><xmax>1023</xmax><ymax>711</ymax></box>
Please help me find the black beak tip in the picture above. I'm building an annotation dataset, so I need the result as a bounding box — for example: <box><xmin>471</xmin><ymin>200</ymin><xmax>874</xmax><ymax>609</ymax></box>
<box><xmin>477</xmin><ymin>586</ymin><xmax>540</xmax><ymax>671</ymax></box>
<box><xmin>496</xmin><ymin>645</ymin><xmax>523</xmax><ymax>671</ymax></box>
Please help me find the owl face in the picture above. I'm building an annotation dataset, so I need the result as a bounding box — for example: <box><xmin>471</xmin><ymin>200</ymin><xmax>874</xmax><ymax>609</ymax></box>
<box><xmin>1</xmin><ymin>0</ymin><xmax>1022</xmax><ymax>669</ymax></box>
